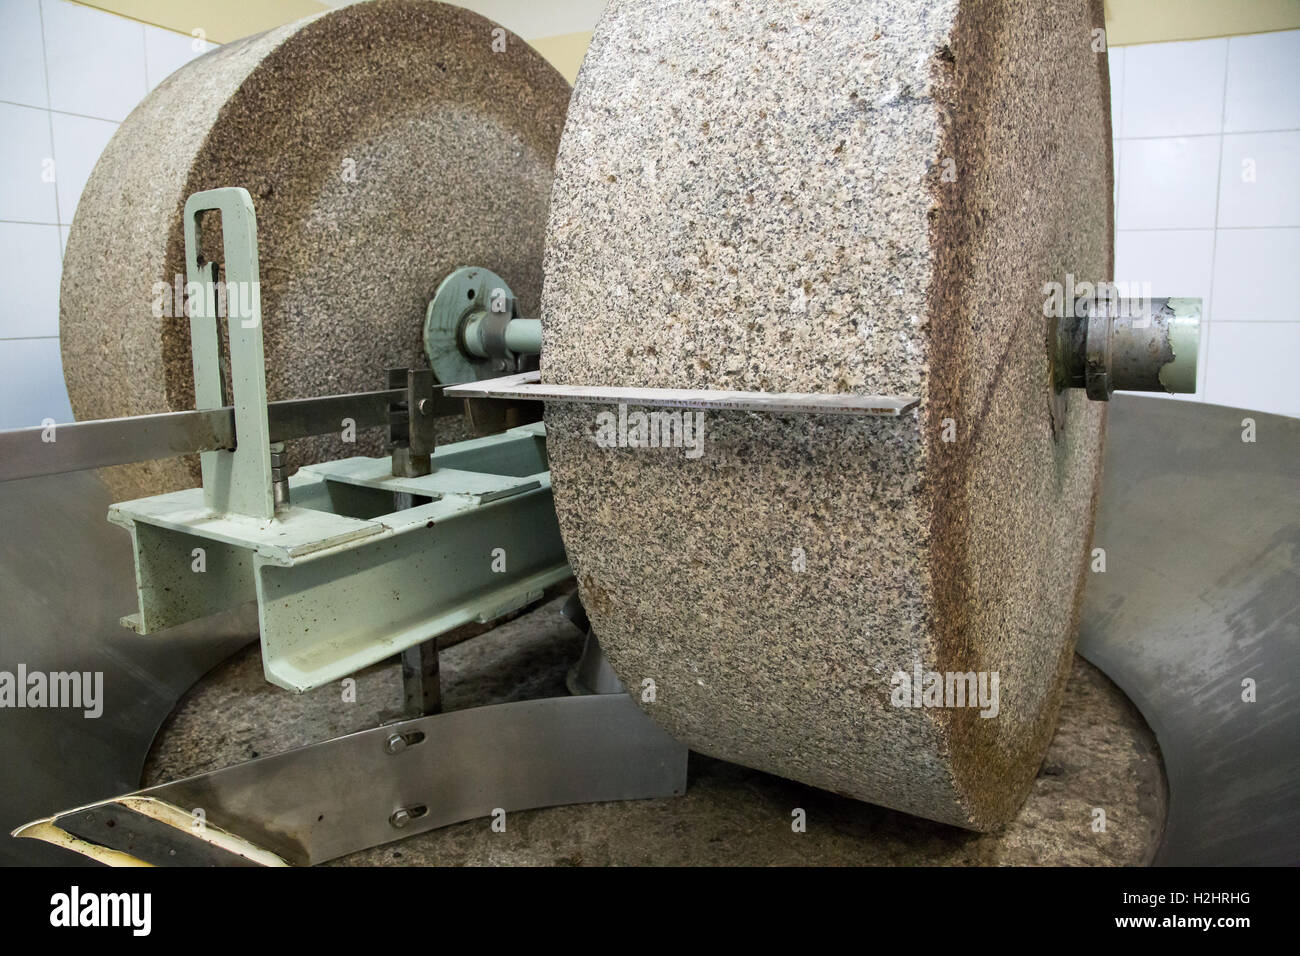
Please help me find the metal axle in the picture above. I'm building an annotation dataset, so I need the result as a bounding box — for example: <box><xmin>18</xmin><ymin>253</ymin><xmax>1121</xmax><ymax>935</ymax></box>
<box><xmin>434</xmin><ymin>268</ymin><xmax>1202</xmax><ymax>409</ymax></box>
<box><xmin>463</xmin><ymin>315</ymin><xmax>542</xmax><ymax>359</ymax></box>
<box><xmin>1056</xmin><ymin>297</ymin><xmax>1200</xmax><ymax>400</ymax></box>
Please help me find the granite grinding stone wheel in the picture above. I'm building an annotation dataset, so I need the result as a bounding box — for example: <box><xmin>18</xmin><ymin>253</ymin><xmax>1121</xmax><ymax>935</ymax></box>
<box><xmin>60</xmin><ymin>0</ymin><xmax>570</xmax><ymax>501</ymax></box>
<box><xmin>543</xmin><ymin>0</ymin><xmax>1112</xmax><ymax>830</ymax></box>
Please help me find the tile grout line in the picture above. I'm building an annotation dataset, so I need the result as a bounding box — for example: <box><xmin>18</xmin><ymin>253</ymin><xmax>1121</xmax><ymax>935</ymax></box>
<box><xmin>1117</xmin><ymin>127</ymin><xmax>1300</xmax><ymax>141</ymax></box>
<box><xmin>1118</xmin><ymin>225</ymin><xmax>1299</xmax><ymax>232</ymax></box>
<box><xmin>35</xmin><ymin>0</ymin><xmax>62</xmax><ymax>251</ymax></box>
<box><xmin>0</xmin><ymin>218</ymin><xmax>62</xmax><ymax>227</ymax></box>
<box><xmin>0</xmin><ymin>98</ymin><xmax>122</xmax><ymax>126</ymax></box>
<box><xmin>1200</xmin><ymin>38</ymin><xmax>1234</xmax><ymax>403</ymax></box>
<box><xmin>141</xmin><ymin>22</ymin><xmax>151</xmax><ymax>93</ymax></box>
<box><xmin>1113</xmin><ymin>47</ymin><xmax>1122</xmax><ymax>230</ymax></box>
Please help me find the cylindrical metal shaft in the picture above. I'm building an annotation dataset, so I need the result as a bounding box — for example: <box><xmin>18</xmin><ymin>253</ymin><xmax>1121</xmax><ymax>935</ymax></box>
<box><xmin>1108</xmin><ymin>299</ymin><xmax>1200</xmax><ymax>394</ymax></box>
<box><xmin>503</xmin><ymin>318</ymin><xmax>542</xmax><ymax>355</ymax></box>
<box><xmin>462</xmin><ymin>313</ymin><xmax>542</xmax><ymax>359</ymax></box>
<box><xmin>1058</xmin><ymin>297</ymin><xmax>1201</xmax><ymax>400</ymax></box>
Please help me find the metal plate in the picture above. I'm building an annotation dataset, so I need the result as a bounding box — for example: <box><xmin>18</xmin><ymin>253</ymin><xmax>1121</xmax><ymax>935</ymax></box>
<box><xmin>0</xmin><ymin>470</ymin><xmax>255</xmax><ymax>865</ymax></box>
<box><xmin>1078</xmin><ymin>395</ymin><xmax>1299</xmax><ymax>865</ymax></box>
<box><xmin>18</xmin><ymin>694</ymin><xmax>688</xmax><ymax>866</ymax></box>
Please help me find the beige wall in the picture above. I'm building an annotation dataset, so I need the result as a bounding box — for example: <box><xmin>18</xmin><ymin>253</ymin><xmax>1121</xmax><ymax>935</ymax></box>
<box><xmin>1105</xmin><ymin>0</ymin><xmax>1300</xmax><ymax>44</ymax></box>
<box><xmin>75</xmin><ymin>0</ymin><xmax>329</xmax><ymax>43</ymax></box>
<box><xmin>75</xmin><ymin>0</ymin><xmax>1300</xmax><ymax>79</ymax></box>
<box><xmin>526</xmin><ymin>30</ymin><xmax>590</xmax><ymax>84</ymax></box>
<box><xmin>72</xmin><ymin>0</ymin><xmax>593</xmax><ymax>78</ymax></box>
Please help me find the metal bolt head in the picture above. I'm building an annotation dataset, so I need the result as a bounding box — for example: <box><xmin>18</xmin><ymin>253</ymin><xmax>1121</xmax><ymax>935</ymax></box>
<box><xmin>417</xmin><ymin>398</ymin><xmax>430</xmax><ymax>415</ymax></box>
<box><xmin>385</xmin><ymin>733</ymin><xmax>407</xmax><ymax>754</ymax></box>
<box><xmin>390</xmin><ymin>808</ymin><xmax>412</xmax><ymax>829</ymax></box>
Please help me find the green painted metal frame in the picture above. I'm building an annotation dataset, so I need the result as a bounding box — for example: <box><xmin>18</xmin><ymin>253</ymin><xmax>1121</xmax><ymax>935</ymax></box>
<box><xmin>108</xmin><ymin>188</ymin><xmax>570</xmax><ymax>692</ymax></box>
<box><xmin>109</xmin><ymin>423</ymin><xmax>569</xmax><ymax>692</ymax></box>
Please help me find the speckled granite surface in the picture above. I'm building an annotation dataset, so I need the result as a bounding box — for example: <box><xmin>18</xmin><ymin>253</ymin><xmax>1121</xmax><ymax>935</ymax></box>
<box><xmin>144</xmin><ymin>597</ymin><xmax>1164</xmax><ymax>865</ymax></box>
<box><xmin>60</xmin><ymin>0</ymin><xmax>571</xmax><ymax>500</ymax></box>
<box><xmin>542</xmin><ymin>0</ymin><xmax>1111</xmax><ymax>829</ymax></box>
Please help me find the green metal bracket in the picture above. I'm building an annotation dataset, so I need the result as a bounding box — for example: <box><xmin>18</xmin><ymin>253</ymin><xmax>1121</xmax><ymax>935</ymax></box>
<box><xmin>184</xmin><ymin>187</ymin><xmax>274</xmax><ymax>519</ymax></box>
<box><xmin>107</xmin><ymin>192</ymin><xmax>571</xmax><ymax>693</ymax></box>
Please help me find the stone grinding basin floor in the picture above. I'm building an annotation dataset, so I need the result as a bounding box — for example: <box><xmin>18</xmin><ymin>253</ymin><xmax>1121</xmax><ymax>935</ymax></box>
<box><xmin>143</xmin><ymin>593</ymin><xmax>1166</xmax><ymax>866</ymax></box>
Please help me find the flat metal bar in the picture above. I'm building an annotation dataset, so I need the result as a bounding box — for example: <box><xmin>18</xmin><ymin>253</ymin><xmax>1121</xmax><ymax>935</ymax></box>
<box><xmin>271</xmin><ymin>389</ymin><xmax>461</xmax><ymax>438</ymax></box>
<box><xmin>446</xmin><ymin>371</ymin><xmax>920</xmax><ymax>416</ymax></box>
<box><xmin>0</xmin><ymin>409</ymin><xmax>233</xmax><ymax>482</ymax></box>
<box><xmin>0</xmin><ymin>389</ymin><xmax>465</xmax><ymax>482</ymax></box>
<box><xmin>270</xmin><ymin>389</ymin><xmax>403</xmax><ymax>440</ymax></box>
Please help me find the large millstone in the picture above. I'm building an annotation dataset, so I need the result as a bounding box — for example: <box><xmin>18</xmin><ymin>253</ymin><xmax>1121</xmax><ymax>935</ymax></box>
<box><xmin>60</xmin><ymin>0</ymin><xmax>570</xmax><ymax>501</ymax></box>
<box><xmin>543</xmin><ymin>0</ymin><xmax>1111</xmax><ymax>829</ymax></box>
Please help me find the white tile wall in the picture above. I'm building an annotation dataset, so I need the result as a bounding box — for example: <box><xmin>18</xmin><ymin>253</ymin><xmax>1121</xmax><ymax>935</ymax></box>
<box><xmin>145</xmin><ymin>24</ymin><xmax>210</xmax><ymax>91</ymax></box>
<box><xmin>1211</xmin><ymin>229</ymin><xmax>1300</xmax><ymax>320</ymax></box>
<box><xmin>1223</xmin><ymin>31</ymin><xmax>1300</xmax><ymax>132</ymax></box>
<box><xmin>1114</xmin><ymin>230</ymin><xmax>1216</xmax><ymax>303</ymax></box>
<box><xmin>49</xmin><ymin>111</ymin><xmax>118</xmax><ymax>223</ymax></box>
<box><xmin>0</xmin><ymin>221</ymin><xmax>61</xmax><ymax>339</ymax></box>
<box><xmin>0</xmin><ymin>101</ymin><xmax>58</xmax><ymax>224</ymax></box>
<box><xmin>0</xmin><ymin>0</ymin><xmax>214</xmax><ymax>429</ymax></box>
<box><xmin>1112</xmin><ymin>31</ymin><xmax>1300</xmax><ymax>418</ymax></box>
<box><xmin>1117</xmin><ymin>136</ymin><xmax>1221</xmax><ymax>229</ymax></box>
<box><xmin>1218</xmin><ymin>131</ymin><xmax>1300</xmax><ymax>228</ymax></box>
<box><xmin>1203</xmin><ymin>323</ymin><xmax>1298</xmax><ymax>420</ymax></box>
<box><xmin>41</xmin><ymin>0</ymin><xmax>147</xmax><ymax>121</ymax></box>
<box><xmin>0</xmin><ymin>0</ymin><xmax>48</xmax><ymax>108</ymax></box>
<box><xmin>0</xmin><ymin>337</ymin><xmax>72</xmax><ymax>426</ymax></box>
<box><xmin>1121</xmin><ymin>38</ymin><xmax>1227</xmax><ymax>138</ymax></box>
